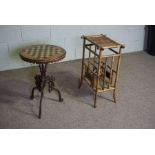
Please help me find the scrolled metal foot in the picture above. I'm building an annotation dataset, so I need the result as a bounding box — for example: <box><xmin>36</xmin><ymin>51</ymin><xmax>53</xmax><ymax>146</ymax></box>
<box><xmin>59</xmin><ymin>98</ymin><xmax>63</xmax><ymax>102</ymax></box>
<box><xmin>53</xmin><ymin>87</ymin><xmax>63</xmax><ymax>102</ymax></box>
<box><xmin>30</xmin><ymin>86</ymin><xmax>37</xmax><ymax>99</ymax></box>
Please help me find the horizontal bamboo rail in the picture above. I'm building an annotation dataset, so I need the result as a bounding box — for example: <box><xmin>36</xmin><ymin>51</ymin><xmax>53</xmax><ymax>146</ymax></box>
<box><xmin>85</xmin><ymin>46</ymin><xmax>99</xmax><ymax>57</ymax></box>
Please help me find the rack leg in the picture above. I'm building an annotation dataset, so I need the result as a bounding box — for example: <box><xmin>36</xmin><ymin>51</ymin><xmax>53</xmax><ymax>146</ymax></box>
<box><xmin>94</xmin><ymin>92</ymin><xmax>97</xmax><ymax>108</ymax></box>
<box><xmin>79</xmin><ymin>38</ymin><xmax>86</xmax><ymax>89</ymax></box>
<box><xmin>78</xmin><ymin>78</ymin><xmax>83</xmax><ymax>89</ymax></box>
<box><xmin>79</xmin><ymin>60</ymin><xmax>85</xmax><ymax>89</ymax></box>
<box><xmin>113</xmin><ymin>89</ymin><xmax>116</xmax><ymax>103</ymax></box>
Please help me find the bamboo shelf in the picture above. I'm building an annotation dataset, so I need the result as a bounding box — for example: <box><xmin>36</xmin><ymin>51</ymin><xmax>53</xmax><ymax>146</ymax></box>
<box><xmin>79</xmin><ymin>34</ymin><xmax>125</xmax><ymax>108</ymax></box>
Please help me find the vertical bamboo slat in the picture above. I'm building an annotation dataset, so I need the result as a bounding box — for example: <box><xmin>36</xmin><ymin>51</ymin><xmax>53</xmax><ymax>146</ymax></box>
<box><xmin>92</xmin><ymin>46</ymin><xmax>97</xmax><ymax>88</ymax></box>
<box><xmin>114</xmin><ymin>47</ymin><xmax>122</xmax><ymax>87</ymax></box>
<box><xmin>87</xmin><ymin>45</ymin><xmax>91</xmax><ymax>71</ymax></box>
<box><xmin>109</xmin><ymin>56</ymin><xmax>114</xmax><ymax>88</ymax></box>
<box><xmin>79</xmin><ymin>38</ymin><xmax>86</xmax><ymax>88</ymax></box>
<box><xmin>94</xmin><ymin>49</ymin><xmax>102</xmax><ymax>108</ymax></box>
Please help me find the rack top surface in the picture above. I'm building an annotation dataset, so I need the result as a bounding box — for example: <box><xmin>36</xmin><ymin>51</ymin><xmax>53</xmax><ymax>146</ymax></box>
<box><xmin>83</xmin><ymin>34</ymin><xmax>124</xmax><ymax>49</ymax></box>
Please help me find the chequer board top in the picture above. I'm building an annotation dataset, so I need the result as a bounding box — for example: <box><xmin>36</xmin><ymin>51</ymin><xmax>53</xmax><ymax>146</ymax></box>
<box><xmin>20</xmin><ymin>44</ymin><xmax>66</xmax><ymax>64</ymax></box>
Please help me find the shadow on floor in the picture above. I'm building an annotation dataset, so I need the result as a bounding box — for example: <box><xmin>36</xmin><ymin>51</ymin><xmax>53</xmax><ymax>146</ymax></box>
<box><xmin>54</xmin><ymin>71</ymin><xmax>93</xmax><ymax>97</ymax></box>
<box><xmin>0</xmin><ymin>71</ymin><xmax>114</xmax><ymax>116</ymax></box>
<box><xmin>54</xmin><ymin>71</ymin><xmax>115</xmax><ymax>106</ymax></box>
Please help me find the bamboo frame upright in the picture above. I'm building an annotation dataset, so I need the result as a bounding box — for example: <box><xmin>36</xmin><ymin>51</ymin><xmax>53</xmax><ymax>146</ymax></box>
<box><xmin>79</xmin><ymin>34</ymin><xmax>125</xmax><ymax>108</ymax></box>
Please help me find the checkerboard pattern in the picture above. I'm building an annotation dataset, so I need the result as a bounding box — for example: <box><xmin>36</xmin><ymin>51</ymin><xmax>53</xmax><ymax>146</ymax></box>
<box><xmin>20</xmin><ymin>44</ymin><xmax>66</xmax><ymax>63</ymax></box>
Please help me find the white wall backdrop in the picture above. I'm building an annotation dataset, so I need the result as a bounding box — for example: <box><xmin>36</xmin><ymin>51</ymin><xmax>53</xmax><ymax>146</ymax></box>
<box><xmin>0</xmin><ymin>25</ymin><xmax>145</xmax><ymax>71</ymax></box>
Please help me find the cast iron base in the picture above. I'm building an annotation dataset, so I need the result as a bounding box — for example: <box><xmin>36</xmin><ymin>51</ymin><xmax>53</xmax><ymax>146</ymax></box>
<box><xmin>30</xmin><ymin>64</ymin><xmax>63</xmax><ymax>119</ymax></box>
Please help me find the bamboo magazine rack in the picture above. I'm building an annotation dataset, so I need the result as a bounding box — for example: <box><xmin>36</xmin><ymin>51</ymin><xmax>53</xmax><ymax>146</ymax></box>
<box><xmin>79</xmin><ymin>34</ymin><xmax>125</xmax><ymax>108</ymax></box>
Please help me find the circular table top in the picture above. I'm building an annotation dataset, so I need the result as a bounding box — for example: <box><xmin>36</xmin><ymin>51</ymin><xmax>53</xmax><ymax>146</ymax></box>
<box><xmin>20</xmin><ymin>44</ymin><xmax>66</xmax><ymax>64</ymax></box>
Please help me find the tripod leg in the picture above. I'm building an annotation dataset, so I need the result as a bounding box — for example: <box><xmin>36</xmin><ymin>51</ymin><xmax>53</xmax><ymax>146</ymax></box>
<box><xmin>38</xmin><ymin>91</ymin><xmax>44</xmax><ymax>119</ymax></box>
<box><xmin>30</xmin><ymin>86</ymin><xmax>37</xmax><ymax>99</ymax></box>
